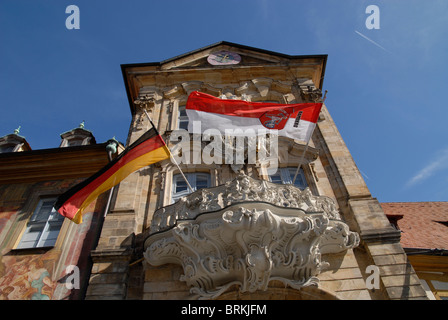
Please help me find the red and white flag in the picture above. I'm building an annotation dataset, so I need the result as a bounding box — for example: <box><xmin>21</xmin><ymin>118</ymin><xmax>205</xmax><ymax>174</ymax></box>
<box><xmin>186</xmin><ymin>91</ymin><xmax>322</xmax><ymax>142</ymax></box>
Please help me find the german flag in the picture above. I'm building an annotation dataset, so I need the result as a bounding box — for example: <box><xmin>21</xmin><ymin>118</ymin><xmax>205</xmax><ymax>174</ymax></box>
<box><xmin>55</xmin><ymin>128</ymin><xmax>171</xmax><ymax>224</ymax></box>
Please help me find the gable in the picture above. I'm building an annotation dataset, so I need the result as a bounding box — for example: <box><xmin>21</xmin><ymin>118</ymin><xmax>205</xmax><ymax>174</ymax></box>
<box><xmin>121</xmin><ymin>41</ymin><xmax>327</xmax><ymax>115</ymax></box>
<box><xmin>160</xmin><ymin>42</ymin><xmax>289</xmax><ymax>70</ymax></box>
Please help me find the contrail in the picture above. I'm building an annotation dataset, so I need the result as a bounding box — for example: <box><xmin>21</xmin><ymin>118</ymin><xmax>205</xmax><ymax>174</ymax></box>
<box><xmin>355</xmin><ymin>30</ymin><xmax>391</xmax><ymax>53</ymax></box>
<box><xmin>405</xmin><ymin>147</ymin><xmax>448</xmax><ymax>188</ymax></box>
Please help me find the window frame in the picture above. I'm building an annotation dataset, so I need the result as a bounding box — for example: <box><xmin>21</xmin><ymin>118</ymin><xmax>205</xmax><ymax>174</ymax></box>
<box><xmin>177</xmin><ymin>105</ymin><xmax>189</xmax><ymax>131</ymax></box>
<box><xmin>269</xmin><ymin>167</ymin><xmax>308</xmax><ymax>190</ymax></box>
<box><xmin>171</xmin><ymin>172</ymin><xmax>211</xmax><ymax>203</ymax></box>
<box><xmin>0</xmin><ymin>144</ymin><xmax>17</xmax><ymax>153</ymax></box>
<box><xmin>66</xmin><ymin>138</ymin><xmax>84</xmax><ymax>147</ymax></box>
<box><xmin>16</xmin><ymin>196</ymin><xmax>64</xmax><ymax>250</ymax></box>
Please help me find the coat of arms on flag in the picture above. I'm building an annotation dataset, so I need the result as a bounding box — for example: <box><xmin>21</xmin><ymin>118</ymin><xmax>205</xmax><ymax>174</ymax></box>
<box><xmin>185</xmin><ymin>91</ymin><xmax>322</xmax><ymax>143</ymax></box>
<box><xmin>259</xmin><ymin>109</ymin><xmax>290</xmax><ymax>130</ymax></box>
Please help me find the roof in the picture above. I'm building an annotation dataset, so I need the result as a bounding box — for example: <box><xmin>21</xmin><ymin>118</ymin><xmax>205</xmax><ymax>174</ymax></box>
<box><xmin>120</xmin><ymin>40</ymin><xmax>328</xmax><ymax>69</ymax></box>
<box><xmin>381</xmin><ymin>202</ymin><xmax>448</xmax><ymax>250</ymax></box>
<box><xmin>0</xmin><ymin>143</ymin><xmax>111</xmax><ymax>184</ymax></box>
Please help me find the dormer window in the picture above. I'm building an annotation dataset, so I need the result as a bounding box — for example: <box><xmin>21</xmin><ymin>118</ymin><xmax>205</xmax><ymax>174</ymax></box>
<box><xmin>66</xmin><ymin>138</ymin><xmax>84</xmax><ymax>147</ymax></box>
<box><xmin>0</xmin><ymin>127</ymin><xmax>31</xmax><ymax>153</ymax></box>
<box><xmin>0</xmin><ymin>145</ymin><xmax>16</xmax><ymax>153</ymax></box>
<box><xmin>60</xmin><ymin>122</ymin><xmax>96</xmax><ymax>147</ymax></box>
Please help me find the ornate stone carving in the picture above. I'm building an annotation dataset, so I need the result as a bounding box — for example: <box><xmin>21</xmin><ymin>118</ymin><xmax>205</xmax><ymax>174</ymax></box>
<box><xmin>235</xmin><ymin>81</ymin><xmax>258</xmax><ymax>97</ymax></box>
<box><xmin>163</xmin><ymin>84</ymin><xmax>185</xmax><ymax>99</ymax></box>
<box><xmin>134</xmin><ymin>93</ymin><xmax>156</xmax><ymax>129</ymax></box>
<box><xmin>297</xmin><ymin>79</ymin><xmax>322</xmax><ymax>102</ymax></box>
<box><xmin>252</xmin><ymin>77</ymin><xmax>273</xmax><ymax>97</ymax></box>
<box><xmin>144</xmin><ymin>173</ymin><xmax>359</xmax><ymax>299</ymax></box>
<box><xmin>182</xmin><ymin>81</ymin><xmax>204</xmax><ymax>95</ymax></box>
<box><xmin>149</xmin><ymin>173</ymin><xmax>344</xmax><ymax>234</ymax></box>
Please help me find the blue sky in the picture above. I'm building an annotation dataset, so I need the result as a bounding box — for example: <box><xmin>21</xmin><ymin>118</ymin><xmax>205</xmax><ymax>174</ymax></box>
<box><xmin>1</xmin><ymin>0</ymin><xmax>447</xmax><ymax>203</ymax></box>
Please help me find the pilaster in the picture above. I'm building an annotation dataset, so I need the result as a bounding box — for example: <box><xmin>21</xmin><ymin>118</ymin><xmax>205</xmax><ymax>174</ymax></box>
<box><xmin>85</xmin><ymin>208</ymin><xmax>136</xmax><ymax>300</ymax></box>
<box><xmin>315</xmin><ymin>104</ymin><xmax>427</xmax><ymax>299</ymax></box>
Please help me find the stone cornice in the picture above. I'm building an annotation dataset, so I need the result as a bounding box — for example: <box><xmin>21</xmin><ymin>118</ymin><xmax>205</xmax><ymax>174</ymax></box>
<box><xmin>121</xmin><ymin>42</ymin><xmax>327</xmax><ymax>115</ymax></box>
<box><xmin>0</xmin><ymin>143</ymin><xmax>110</xmax><ymax>184</ymax></box>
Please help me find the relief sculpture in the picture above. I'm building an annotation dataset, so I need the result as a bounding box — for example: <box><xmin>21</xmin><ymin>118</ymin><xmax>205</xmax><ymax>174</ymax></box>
<box><xmin>144</xmin><ymin>173</ymin><xmax>359</xmax><ymax>299</ymax></box>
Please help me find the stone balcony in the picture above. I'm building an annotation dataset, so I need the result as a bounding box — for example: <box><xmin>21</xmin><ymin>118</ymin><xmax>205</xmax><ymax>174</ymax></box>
<box><xmin>144</xmin><ymin>173</ymin><xmax>359</xmax><ymax>299</ymax></box>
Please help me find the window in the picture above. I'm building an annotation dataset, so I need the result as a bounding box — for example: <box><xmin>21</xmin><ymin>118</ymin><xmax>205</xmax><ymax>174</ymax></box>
<box><xmin>0</xmin><ymin>145</ymin><xmax>15</xmax><ymax>153</ymax></box>
<box><xmin>172</xmin><ymin>172</ymin><xmax>210</xmax><ymax>203</ymax></box>
<box><xmin>17</xmin><ymin>197</ymin><xmax>64</xmax><ymax>249</ymax></box>
<box><xmin>66</xmin><ymin>138</ymin><xmax>84</xmax><ymax>147</ymax></box>
<box><xmin>269</xmin><ymin>167</ymin><xmax>308</xmax><ymax>190</ymax></box>
<box><xmin>177</xmin><ymin>105</ymin><xmax>189</xmax><ymax>130</ymax></box>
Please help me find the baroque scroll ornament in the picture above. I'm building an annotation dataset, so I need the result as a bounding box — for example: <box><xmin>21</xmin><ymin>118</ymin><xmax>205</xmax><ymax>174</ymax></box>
<box><xmin>144</xmin><ymin>173</ymin><xmax>359</xmax><ymax>299</ymax></box>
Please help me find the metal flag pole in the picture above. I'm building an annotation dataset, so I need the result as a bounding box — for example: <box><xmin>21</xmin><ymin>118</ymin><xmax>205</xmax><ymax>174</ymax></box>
<box><xmin>292</xmin><ymin>90</ymin><xmax>327</xmax><ymax>185</ymax></box>
<box><xmin>103</xmin><ymin>138</ymin><xmax>119</xmax><ymax>218</ymax></box>
<box><xmin>292</xmin><ymin>140</ymin><xmax>310</xmax><ymax>185</ymax></box>
<box><xmin>141</xmin><ymin>107</ymin><xmax>194</xmax><ymax>193</ymax></box>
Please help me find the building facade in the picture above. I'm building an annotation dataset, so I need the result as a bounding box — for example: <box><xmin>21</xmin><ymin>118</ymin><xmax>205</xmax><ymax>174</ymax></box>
<box><xmin>0</xmin><ymin>42</ymin><xmax>430</xmax><ymax>300</ymax></box>
<box><xmin>382</xmin><ymin>202</ymin><xmax>448</xmax><ymax>300</ymax></box>
<box><xmin>0</xmin><ymin>124</ymin><xmax>121</xmax><ymax>299</ymax></box>
<box><xmin>86</xmin><ymin>42</ymin><xmax>427</xmax><ymax>300</ymax></box>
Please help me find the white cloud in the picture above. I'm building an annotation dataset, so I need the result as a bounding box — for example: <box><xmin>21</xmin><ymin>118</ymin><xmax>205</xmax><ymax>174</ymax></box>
<box><xmin>406</xmin><ymin>147</ymin><xmax>448</xmax><ymax>188</ymax></box>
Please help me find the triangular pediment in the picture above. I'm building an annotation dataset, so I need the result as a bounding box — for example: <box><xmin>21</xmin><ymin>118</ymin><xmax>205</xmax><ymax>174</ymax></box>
<box><xmin>121</xmin><ymin>41</ymin><xmax>327</xmax><ymax>114</ymax></box>
<box><xmin>160</xmin><ymin>41</ymin><xmax>292</xmax><ymax>70</ymax></box>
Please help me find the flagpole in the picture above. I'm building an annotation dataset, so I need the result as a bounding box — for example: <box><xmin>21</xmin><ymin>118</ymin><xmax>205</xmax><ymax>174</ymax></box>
<box><xmin>142</xmin><ymin>108</ymin><xmax>194</xmax><ymax>193</ymax></box>
<box><xmin>292</xmin><ymin>90</ymin><xmax>327</xmax><ymax>185</ymax></box>
<box><xmin>292</xmin><ymin>140</ymin><xmax>310</xmax><ymax>185</ymax></box>
<box><xmin>103</xmin><ymin>144</ymin><xmax>117</xmax><ymax>218</ymax></box>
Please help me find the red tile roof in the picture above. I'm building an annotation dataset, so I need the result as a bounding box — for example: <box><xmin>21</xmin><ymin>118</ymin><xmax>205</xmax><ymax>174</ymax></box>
<box><xmin>381</xmin><ymin>202</ymin><xmax>448</xmax><ymax>250</ymax></box>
